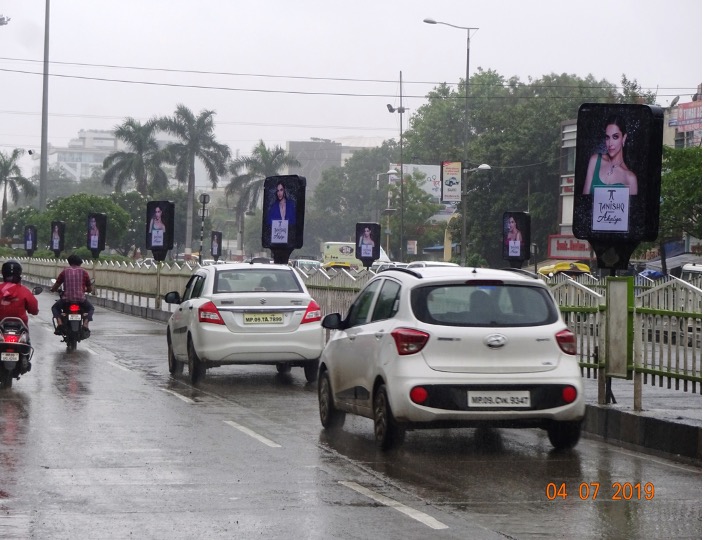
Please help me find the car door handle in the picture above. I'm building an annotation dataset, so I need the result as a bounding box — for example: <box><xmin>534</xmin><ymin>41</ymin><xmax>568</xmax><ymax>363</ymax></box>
<box><xmin>374</xmin><ymin>332</ymin><xmax>385</xmax><ymax>339</ymax></box>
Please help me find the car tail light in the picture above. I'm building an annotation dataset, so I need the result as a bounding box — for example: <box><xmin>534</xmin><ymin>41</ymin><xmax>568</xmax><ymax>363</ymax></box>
<box><xmin>69</xmin><ymin>303</ymin><xmax>81</xmax><ymax>313</ymax></box>
<box><xmin>391</xmin><ymin>327</ymin><xmax>429</xmax><ymax>355</ymax></box>
<box><xmin>198</xmin><ymin>301</ymin><xmax>225</xmax><ymax>325</ymax></box>
<box><xmin>562</xmin><ymin>386</ymin><xmax>578</xmax><ymax>403</ymax></box>
<box><xmin>410</xmin><ymin>386</ymin><xmax>428</xmax><ymax>405</ymax></box>
<box><xmin>301</xmin><ymin>300</ymin><xmax>322</xmax><ymax>324</ymax></box>
<box><xmin>555</xmin><ymin>329</ymin><xmax>577</xmax><ymax>355</ymax></box>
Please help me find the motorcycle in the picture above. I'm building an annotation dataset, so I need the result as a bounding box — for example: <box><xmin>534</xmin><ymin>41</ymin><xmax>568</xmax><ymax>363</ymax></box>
<box><xmin>51</xmin><ymin>279</ymin><xmax>94</xmax><ymax>352</ymax></box>
<box><xmin>0</xmin><ymin>286</ymin><xmax>43</xmax><ymax>390</ymax></box>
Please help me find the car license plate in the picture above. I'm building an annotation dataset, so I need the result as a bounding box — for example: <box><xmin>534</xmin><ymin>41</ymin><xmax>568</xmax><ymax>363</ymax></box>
<box><xmin>467</xmin><ymin>390</ymin><xmax>531</xmax><ymax>408</ymax></box>
<box><xmin>1</xmin><ymin>352</ymin><xmax>19</xmax><ymax>362</ymax></box>
<box><xmin>243</xmin><ymin>313</ymin><xmax>283</xmax><ymax>324</ymax></box>
<box><xmin>68</xmin><ymin>314</ymin><xmax>82</xmax><ymax>321</ymax></box>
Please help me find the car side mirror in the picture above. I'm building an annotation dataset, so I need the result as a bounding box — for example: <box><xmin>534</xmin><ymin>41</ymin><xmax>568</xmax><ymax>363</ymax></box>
<box><xmin>164</xmin><ymin>291</ymin><xmax>182</xmax><ymax>304</ymax></box>
<box><xmin>321</xmin><ymin>313</ymin><xmax>343</xmax><ymax>330</ymax></box>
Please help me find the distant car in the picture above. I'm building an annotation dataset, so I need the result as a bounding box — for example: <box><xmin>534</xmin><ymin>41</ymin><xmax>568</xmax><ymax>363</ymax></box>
<box><xmin>291</xmin><ymin>259</ymin><xmax>322</xmax><ymax>273</ymax></box>
<box><xmin>317</xmin><ymin>266</ymin><xmax>584</xmax><ymax>450</ymax></box>
<box><xmin>537</xmin><ymin>262</ymin><xmax>590</xmax><ymax>278</ymax></box>
<box><xmin>405</xmin><ymin>261</ymin><xmax>459</xmax><ymax>269</ymax></box>
<box><xmin>321</xmin><ymin>261</ymin><xmax>352</xmax><ymax>271</ymax></box>
<box><xmin>164</xmin><ymin>263</ymin><xmax>324</xmax><ymax>383</ymax></box>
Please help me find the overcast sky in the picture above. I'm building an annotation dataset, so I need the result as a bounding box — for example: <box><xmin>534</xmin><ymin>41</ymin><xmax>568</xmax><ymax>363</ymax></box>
<box><xmin>0</xmin><ymin>0</ymin><xmax>704</xmax><ymax>183</ymax></box>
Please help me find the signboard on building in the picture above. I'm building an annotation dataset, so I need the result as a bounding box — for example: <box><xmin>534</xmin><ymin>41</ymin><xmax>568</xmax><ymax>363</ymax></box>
<box><xmin>548</xmin><ymin>235</ymin><xmax>593</xmax><ymax>260</ymax></box>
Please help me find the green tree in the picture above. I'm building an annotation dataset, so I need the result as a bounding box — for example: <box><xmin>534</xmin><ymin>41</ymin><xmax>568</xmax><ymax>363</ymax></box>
<box><xmin>634</xmin><ymin>145</ymin><xmax>702</xmax><ymax>275</ymax></box>
<box><xmin>155</xmin><ymin>104</ymin><xmax>231</xmax><ymax>254</ymax></box>
<box><xmin>309</xmin><ymin>143</ymin><xmax>442</xmax><ymax>260</ymax></box>
<box><xmin>225</xmin><ymin>140</ymin><xmax>300</xmax><ymax>255</ymax></box>
<box><xmin>43</xmin><ymin>194</ymin><xmax>130</xmax><ymax>256</ymax></box>
<box><xmin>108</xmin><ymin>191</ymin><xmax>150</xmax><ymax>256</ymax></box>
<box><xmin>659</xmin><ymin>145</ymin><xmax>702</xmax><ymax>241</ymax></box>
<box><xmin>405</xmin><ymin>69</ymin><xmax>627</xmax><ymax>267</ymax></box>
<box><xmin>102</xmin><ymin>118</ymin><xmax>170</xmax><ymax>196</ymax></box>
<box><xmin>0</xmin><ymin>149</ymin><xmax>37</xmax><ymax>220</ymax></box>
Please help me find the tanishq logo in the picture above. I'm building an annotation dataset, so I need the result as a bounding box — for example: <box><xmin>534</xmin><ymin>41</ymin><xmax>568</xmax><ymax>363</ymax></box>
<box><xmin>485</xmin><ymin>334</ymin><xmax>507</xmax><ymax>349</ymax></box>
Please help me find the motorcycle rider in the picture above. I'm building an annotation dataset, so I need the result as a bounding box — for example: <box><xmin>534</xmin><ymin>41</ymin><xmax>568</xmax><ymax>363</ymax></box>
<box><xmin>50</xmin><ymin>253</ymin><xmax>94</xmax><ymax>337</ymax></box>
<box><xmin>0</xmin><ymin>261</ymin><xmax>40</xmax><ymax>338</ymax></box>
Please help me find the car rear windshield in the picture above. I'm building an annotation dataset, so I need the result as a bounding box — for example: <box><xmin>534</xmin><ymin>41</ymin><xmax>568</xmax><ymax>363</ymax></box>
<box><xmin>411</xmin><ymin>283</ymin><xmax>558</xmax><ymax>327</ymax></box>
<box><xmin>214</xmin><ymin>269</ymin><xmax>302</xmax><ymax>293</ymax></box>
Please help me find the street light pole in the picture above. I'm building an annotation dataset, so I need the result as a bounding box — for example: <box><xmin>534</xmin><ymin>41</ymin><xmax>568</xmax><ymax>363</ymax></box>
<box><xmin>424</xmin><ymin>18</ymin><xmax>478</xmax><ymax>265</ymax></box>
<box><xmin>387</xmin><ymin>71</ymin><xmax>405</xmax><ymax>262</ymax></box>
<box><xmin>198</xmin><ymin>193</ymin><xmax>210</xmax><ymax>264</ymax></box>
<box><xmin>39</xmin><ymin>0</ymin><xmax>50</xmax><ymax>211</ymax></box>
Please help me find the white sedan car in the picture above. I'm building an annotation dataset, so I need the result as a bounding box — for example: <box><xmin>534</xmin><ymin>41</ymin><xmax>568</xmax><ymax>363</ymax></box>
<box><xmin>318</xmin><ymin>266</ymin><xmax>585</xmax><ymax>450</ymax></box>
<box><xmin>165</xmin><ymin>263</ymin><xmax>324</xmax><ymax>383</ymax></box>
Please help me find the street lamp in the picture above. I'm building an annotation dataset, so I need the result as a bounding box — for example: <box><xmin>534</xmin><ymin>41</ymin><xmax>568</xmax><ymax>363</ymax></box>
<box><xmin>387</xmin><ymin>70</ymin><xmax>405</xmax><ymax>262</ymax></box>
<box><xmin>424</xmin><ymin>17</ymin><xmax>479</xmax><ymax>265</ymax></box>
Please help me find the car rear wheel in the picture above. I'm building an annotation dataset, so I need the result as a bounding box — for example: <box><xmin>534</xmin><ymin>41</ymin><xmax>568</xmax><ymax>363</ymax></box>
<box><xmin>187</xmin><ymin>337</ymin><xmax>206</xmax><ymax>384</ymax></box>
<box><xmin>547</xmin><ymin>420</ymin><xmax>583</xmax><ymax>450</ymax></box>
<box><xmin>318</xmin><ymin>371</ymin><xmax>345</xmax><ymax>430</ymax></box>
<box><xmin>373</xmin><ymin>385</ymin><xmax>405</xmax><ymax>450</ymax></box>
<box><xmin>304</xmin><ymin>359</ymin><xmax>319</xmax><ymax>383</ymax></box>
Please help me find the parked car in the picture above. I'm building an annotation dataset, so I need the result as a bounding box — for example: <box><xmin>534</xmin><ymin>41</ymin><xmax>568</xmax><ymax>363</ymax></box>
<box><xmin>164</xmin><ymin>263</ymin><xmax>324</xmax><ymax>383</ymax></box>
<box><xmin>317</xmin><ymin>266</ymin><xmax>584</xmax><ymax>450</ymax></box>
<box><xmin>405</xmin><ymin>261</ymin><xmax>459</xmax><ymax>269</ymax></box>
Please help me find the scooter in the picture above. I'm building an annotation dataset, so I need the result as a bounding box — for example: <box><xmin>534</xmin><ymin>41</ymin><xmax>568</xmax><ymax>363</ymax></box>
<box><xmin>51</xmin><ymin>280</ymin><xmax>93</xmax><ymax>352</ymax></box>
<box><xmin>0</xmin><ymin>286</ymin><xmax>43</xmax><ymax>390</ymax></box>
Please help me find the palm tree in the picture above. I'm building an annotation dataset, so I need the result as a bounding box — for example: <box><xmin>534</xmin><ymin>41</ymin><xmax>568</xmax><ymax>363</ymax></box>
<box><xmin>155</xmin><ymin>104</ymin><xmax>231</xmax><ymax>254</ymax></box>
<box><xmin>0</xmin><ymin>148</ymin><xmax>37</xmax><ymax>222</ymax></box>
<box><xmin>102</xmin><ymin>118</ymin><xmax>170</xmax><ymax>196</ymax></box>
<box><xmin>225</xmin><ymin>140</ymin><xmax>300</xmax><ymax>256</ymax></box>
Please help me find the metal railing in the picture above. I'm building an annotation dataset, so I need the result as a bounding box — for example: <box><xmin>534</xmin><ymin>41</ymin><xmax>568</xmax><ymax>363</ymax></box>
<box><xmin>14</xmin><ymin>258</ymin><xmax>700</xmax><ymax>396</ymax></box>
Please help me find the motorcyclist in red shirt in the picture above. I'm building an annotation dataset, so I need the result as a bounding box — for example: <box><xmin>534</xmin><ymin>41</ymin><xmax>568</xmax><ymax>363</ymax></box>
<box><xmin>0</xmin><ymin>260</ymin><xmax>40</xmax><ymax>336</ymax></box>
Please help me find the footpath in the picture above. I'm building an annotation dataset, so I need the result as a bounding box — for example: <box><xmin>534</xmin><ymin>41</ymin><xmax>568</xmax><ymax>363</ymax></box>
<box><xmin>581</xmin><ymin>375</ymin><xmax>701</xmax><ymax>464</ymax></box>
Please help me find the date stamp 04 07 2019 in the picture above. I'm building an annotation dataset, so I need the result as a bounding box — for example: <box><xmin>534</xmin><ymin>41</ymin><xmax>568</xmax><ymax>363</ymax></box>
<box><xmin>546</xmin><ymin>482</ymin><xmax>655</xmax><ymax>501</ymax></box>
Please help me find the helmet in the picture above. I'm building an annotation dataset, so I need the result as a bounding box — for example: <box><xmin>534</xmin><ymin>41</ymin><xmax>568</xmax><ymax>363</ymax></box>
<box><xmin>67</xmin><ymin>254</ymin><xmax>83</xmax><ymax>266</ymax></box>
<box><xmin>1</xmin><ymin>260</ymin><xmax>23</xmax><ymax>283</ymax></box>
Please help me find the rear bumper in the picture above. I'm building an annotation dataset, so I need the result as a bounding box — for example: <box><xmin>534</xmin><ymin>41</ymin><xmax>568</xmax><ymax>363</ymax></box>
<box><xmin>192</xmin><ymin>324</ymin><xmax>324</xmax><ymax>364</ymax></box>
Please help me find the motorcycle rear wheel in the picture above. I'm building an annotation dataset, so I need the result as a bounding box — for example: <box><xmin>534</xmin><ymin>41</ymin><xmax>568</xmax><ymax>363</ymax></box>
<box><xmin>0</xmin><ymin>368</ymin><xmax>13</xmax><ymax>389</ymax></box>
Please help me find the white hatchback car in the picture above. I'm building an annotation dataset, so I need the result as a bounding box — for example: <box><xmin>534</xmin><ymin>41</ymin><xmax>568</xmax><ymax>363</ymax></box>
<box><xmin>318</xmin><ymin>266</ymin><xmax>585</xmax><ymax>450</ymax></box>
<box><xmin>165</xmin><ymin>263</ymin><xmax>324</xmax><ymax>383</ymax></box>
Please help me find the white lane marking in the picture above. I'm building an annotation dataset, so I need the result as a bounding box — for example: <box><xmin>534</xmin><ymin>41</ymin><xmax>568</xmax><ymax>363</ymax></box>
<box><xmin>160</xmin><ymin>388</ymin><xmax>196</xmax><ymax>404</ymax></box>
<box><xmin>107</xmin><ymin>361</ymin><xmax>132</xmax><ymax>372</ymax></box>
<box><xmin>339</xmin><ymin>481</ymin><xmax>448</xmax><ymax>530</ymax></box>
<box><xmin>224</xmin><ymin>420</ymin><xmax>282</xmax><ymax>448</ymax></box>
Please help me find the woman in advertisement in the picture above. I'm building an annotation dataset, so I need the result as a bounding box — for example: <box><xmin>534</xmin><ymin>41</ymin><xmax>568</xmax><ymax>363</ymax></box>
<box><xmin>582</xmin><ymin>115</ymin><xmax>638</xmax><ymax>195</ymax></box>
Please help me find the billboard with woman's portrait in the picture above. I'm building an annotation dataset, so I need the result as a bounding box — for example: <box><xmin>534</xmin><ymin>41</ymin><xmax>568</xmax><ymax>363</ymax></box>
<box><xmin>572</xmin><ymin>103</ymin><xmax>664</xmax><ymax>242</ymax></box>
<box><xmin>50</xmin><ymin>221</ymin><xmax>65</xmax><ymax>253</ymax></box>
<box><xmin>261</xmin><ymin>175</ymin><xmax>306</xmax><ymax>250</ymax></box>
<box><xmin>86</xmin><ymin>213</ymin><xmax>107</xmax><ymax>252</ymax></box>
<box><xmin>502</xmin><ymin>211</ymin><xmax>530</xmax><ymax>261</ymax></box>
<box><xmin>145</xmin><ymin>201</ymin><xmax>175</xmax><ymax>251</ymax></box>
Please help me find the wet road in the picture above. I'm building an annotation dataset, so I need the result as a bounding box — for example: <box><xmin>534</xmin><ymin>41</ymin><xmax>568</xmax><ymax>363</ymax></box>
<box><xmin>0</xmin><ymin>295</ymin><xmax>702</xmax><ymax>539</ymax></box>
